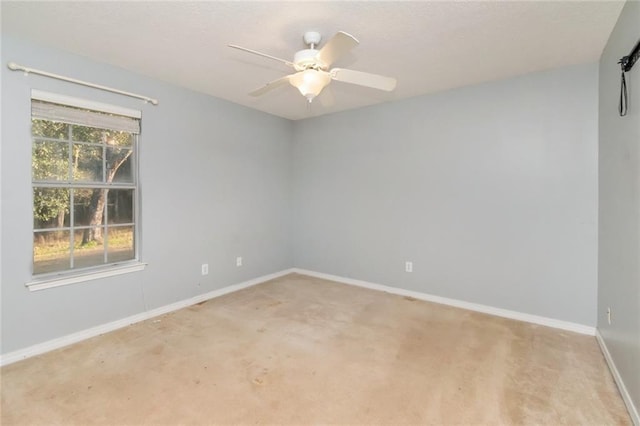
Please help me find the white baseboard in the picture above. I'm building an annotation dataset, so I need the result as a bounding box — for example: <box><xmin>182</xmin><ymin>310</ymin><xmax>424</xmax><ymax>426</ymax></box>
<box><xmin>0</xmin><ymin>267</ymin><xmax>598</xmax><ymax>367</ymax></box>
<box><xmin>292</xmin><ymin>268</ymin><xmax>596</xmax><ymax>336</ymax></box>
<box><xmin>0</xmin><ymin>268</ymin><xmax>296</xmax><ymax>367</ymax></box>
<box><xmin>596</xmin><ymin>330</ymin><xmax>640</xmax><ymax>425</ymax></box>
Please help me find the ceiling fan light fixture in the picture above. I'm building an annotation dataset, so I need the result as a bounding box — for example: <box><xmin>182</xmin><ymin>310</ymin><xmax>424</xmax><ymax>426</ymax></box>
<box><xmin>290</xmin><ymin>69</ymin><xmax>331</xmax><ymax>102</ymax></box>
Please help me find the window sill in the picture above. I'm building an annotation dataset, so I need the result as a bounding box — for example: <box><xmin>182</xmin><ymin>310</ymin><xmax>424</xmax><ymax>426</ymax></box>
<box><xmin>26</xmin><ymin>262</ymin><xmax>147</xmax><ymax>292</ymax></box>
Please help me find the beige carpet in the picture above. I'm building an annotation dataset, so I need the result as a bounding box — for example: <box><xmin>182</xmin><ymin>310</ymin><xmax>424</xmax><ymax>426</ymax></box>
<box><xmin>0</xmin><ymin>273</ymin><xmax>631</xmax><ymax>425</ymax></box>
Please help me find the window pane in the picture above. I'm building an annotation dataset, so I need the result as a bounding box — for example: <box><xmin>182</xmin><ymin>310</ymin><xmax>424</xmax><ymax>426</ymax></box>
<box><xmin>73</xmin><ymin>144</ymin><xmax>103</xmax><ymax>182</ymax></box>
<box><xmin>74</xmin><ymin>188</ymin><xmax>105</xmax><ymax>227</ymax></box>
<box><xmin>108</xmin><ymin>131</ymin><xmax>133</xmax><ymax>147</ymax></box>
<box><xmin>73</xmin><ymin>126</ymin><xmax>133</xmax><ymax>146</ymax></box>
<box><xmin>72</xmin><ymin>125</ymin><xmax>105</xmax><ymax>144</ymax></box>
<box><xmin>32</xmin><ymin>141</ymin><xmax>69</xmax><ymax>181</ymax></box>
<box><xmin>107</xmin><ymin>189</ymin><xmax>134</xmax><ymax>224</ymax></box>
<box><xmin>107</xmin><ymin>226</ymin><xmax>134</xmax><ymax>263</ymax></box>
<box><xmin>107</xmin><ymin>147</ymin><xmax>134</xmax><ymax>183</ymax></box>
<box><xmin>32</xmin><ymin>119</ymin><xmax>69</xmax><ymax>139</ymax></box>
<box><xmin>73</xmin><ymin>228</ymin><xmax>106</xmax><ymax>269</ymax></box>
<box><xmin>33</xmin><ymin>187</ymin><xmax>70</xmax><ymax>229</ymax></box>
<box><xmin>34</xmin><ymin>230</ymin><xmax>70</xmax><ymax>274</ymax></box>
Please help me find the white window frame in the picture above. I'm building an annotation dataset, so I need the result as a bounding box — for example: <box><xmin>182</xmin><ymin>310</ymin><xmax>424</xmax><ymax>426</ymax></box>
<box><xmin>26</xmin><ymin>91</ymin><xmax>145</xmax><ymax>291</ymax></box>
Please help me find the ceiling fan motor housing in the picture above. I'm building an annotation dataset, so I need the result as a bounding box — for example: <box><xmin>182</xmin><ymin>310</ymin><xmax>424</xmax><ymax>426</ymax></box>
<box><xmin>293</xmin><ymin>49</ymin><xmax>326</xmax><ymax>71</ymax></box>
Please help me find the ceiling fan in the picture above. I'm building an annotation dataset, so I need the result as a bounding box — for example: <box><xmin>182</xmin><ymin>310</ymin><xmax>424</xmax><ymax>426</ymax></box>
<box><xmin>229</xmin><ymin>31</ymin><xmax>397</xmax><ymax>103</ymax></box>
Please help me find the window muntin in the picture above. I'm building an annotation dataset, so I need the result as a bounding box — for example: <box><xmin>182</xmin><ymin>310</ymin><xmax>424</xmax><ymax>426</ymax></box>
<box><xmin>31</xmin><ymin>100</ymin><xmax>139</xmax><ymax>276</ymax></box>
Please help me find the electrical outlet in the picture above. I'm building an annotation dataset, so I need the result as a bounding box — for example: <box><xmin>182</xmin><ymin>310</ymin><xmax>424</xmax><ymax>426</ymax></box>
<box><xmin>607</xmin><ymin>307</ymin><xmax>611</xmax><ymax>325</ymax></box>
<box><xmin>236</xmin><ymin>256</ymin><xmax>243</xmax><ymax>267</ymax></box>
<box><xmin>201</xmin><ymin>264</ymin><xmax>209</xmax><ymax>276</ymax></box>
<box><xmin>405</xmin><ymin>261</ymin><xmax>413</xmax><ymax>273</ymax></box>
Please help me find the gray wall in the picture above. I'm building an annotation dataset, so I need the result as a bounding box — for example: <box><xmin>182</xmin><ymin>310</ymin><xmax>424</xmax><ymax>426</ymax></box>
<box><xmin>1</xmin><ymin>36</ymin><xmax>293</xmax><ymax>354</ymax></box>
<box><xmin>598</xmin><ymin>0</ymin><xmax>640</xmax><ymax>416</ymax></box>
<box><xmin>0</xmin><ymin>33</ymin><xmax>605</xmax><ymax>356</ymax></box>
<box><xmin>292</xmin><ymin>63</ymin><xmax>599</xmax><ymax>326</ymax></box>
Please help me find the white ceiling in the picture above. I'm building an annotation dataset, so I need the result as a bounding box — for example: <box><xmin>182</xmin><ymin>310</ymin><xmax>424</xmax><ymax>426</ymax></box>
<box><xmin>2</xmin><ymin>1</ymin><xmax>624</xmax><ymax>121</ymax></box>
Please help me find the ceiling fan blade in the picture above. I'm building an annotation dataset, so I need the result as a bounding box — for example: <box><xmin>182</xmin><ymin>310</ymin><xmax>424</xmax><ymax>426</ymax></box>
<box><xmin>316</xmin><ymin>31</ymin><xmax>359</xmax><ymax>68</ymax></box>
<box><xmin>228</xmin><ymin>44</ymin><xmax>294</xmax><ymax>68</ymax></box>
<box><xmin>249</xmin><ymin>75</ymin><xmax>292</xmax><ymax>97</ymax></box>
<box><xmin>330</xmin><ymin>68</ymin><xmax>397</xmax><ymax>92</ymax></box>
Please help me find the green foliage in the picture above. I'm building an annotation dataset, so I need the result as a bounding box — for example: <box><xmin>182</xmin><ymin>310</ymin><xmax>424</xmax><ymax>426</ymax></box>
<box><xmin>81</xmin><ymin>239</ymin><xmax>99</xmax><ymax>248</ymax></box>
<box><xmin>32</xmin><ymin>119</ymin><xmax>133</xmax><ymax>228</ymax></box>
<box><xmin>33</xmin><ymin>141</ymin><xmax>68</xmax><ymax>180</ymax></box>
<box><xmin>33</xmin><ymin>187</ymin><xmax>69</xmax><ymax>223</ymax></box>
<box><xmin>32</xmin><ymin>120</ymin><xmax>69</xmax><ymax>182</ymax></box>
<box><xmin>72</xmin><ymin>125</ymin><xmax>132</xmax><ymax>146</ymax></box>
<box><xmin>32</xmin><ymin>120</ymin><xmax>70</xmax><ymax>223</ymax></box>
<box><xmin>32</xmin><ymin>119</ymin><xmax>68</xmax><ymax>139</ymax></box>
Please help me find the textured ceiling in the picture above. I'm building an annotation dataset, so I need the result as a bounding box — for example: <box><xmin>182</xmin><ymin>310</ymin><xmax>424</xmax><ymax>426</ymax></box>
<box><xmin>2</xmin><ymin>1</ymin><xmax>624</xmax><ymax>121</ymax></box>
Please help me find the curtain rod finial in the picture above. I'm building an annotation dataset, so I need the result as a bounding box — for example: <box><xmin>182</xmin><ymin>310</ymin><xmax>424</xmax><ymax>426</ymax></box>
<box><xmin>7</xmin><ymin>62</ymin><xmax>19</xmax><ymax>71</ymax></box>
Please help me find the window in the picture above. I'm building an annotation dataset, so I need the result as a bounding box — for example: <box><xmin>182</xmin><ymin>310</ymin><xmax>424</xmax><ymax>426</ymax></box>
<box><xmin>31</xmin><ymin>92</ymin><xmax>141</xmax><ymax>278</ymax></box>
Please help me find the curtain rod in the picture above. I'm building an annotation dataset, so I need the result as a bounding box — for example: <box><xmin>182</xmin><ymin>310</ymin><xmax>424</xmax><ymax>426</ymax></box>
<box><xmin>7</xmin><ymin>62</ymin><xmax>159</xmax><ymax>106</ymax></box>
